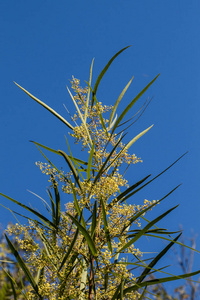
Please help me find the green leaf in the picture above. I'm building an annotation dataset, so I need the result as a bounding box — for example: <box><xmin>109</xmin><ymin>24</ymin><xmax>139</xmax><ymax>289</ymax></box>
<box><xmin>59</xmin><ymin>227</ymin><xmax>79</xmax><ymax>272</ymax></box>
<box><xmin>108</xmin><ymin>174</ymin><xmax>151</xmax><ymax>208</ymax></box>
<box><xmin>106</xmin><ymin>125</ymin><xmax>153</xmax><ymax>172</ymax></box>
<box><xmin>85</xmin><ymin>58</ymin><xmax>94</xmax><ymax>122</ymax></box>
<box><xmin>141</xmin><ymin>233</ymin><xmax>200</xmax><ymax>254</ymax></box>
<box><xmin>138</xmin><ymin>286</ymin><xmax>147</xmax><ymax>300</ymax></box>
<box><xmin>91</xmin><ymin>201</ymin><xmax>97</xmax><ymax>239</ymax></box>
<box><xmin>58</xmin><ymin>150</ymin><xmax>82</xmax><ymax>191</ymax></box>
<box><xmin>119</xmin><ymin>152</ymin><xmax>188</xmax><ymax>204</ymax></box>
<box><xmin>47</xmin><ymin>189</ymin><xmax>56</xmax><ymax>226</ymax></box>
<box><xmin>66</xmin><ymin>212</ymin><xmax>98</xmax><ymax>257</ymax></box>
<box><xmin>5</xmin><ymin>234</ymin><xmax>42</xmax><ymax>299</ymax></box>
<box><xmin>93</xmin><ymin>95</ymin><xmax>108</xmax><ymax>136</ymax></box>
<box><xmin>137</xmin><ymin>233</ymin><xmax>182</xmax><ymax>284</ymax></box>
<box><xmin>87</xmin><ymin>138</ymin><xmax>95</xmax><ymax>181</ymax></box>
<box><xmin>92</xmin><ymin>134</ymin><xmax>125</xmax><ymax>187</ymax></box>
<box><xmin>123</xmin><ymin>125</ymin><xmax>153</xmax><ymax>150</ymax></box>
<box><xmin>91</xmin><ymin>46</ymin><xmax>131</xmax><ymax>107</ymax></box>
<box><xmin>0</xmin><ymin>192</ymin><xmax>56</xmax><ymax>229</ymax></box>
<box><xmin>67</xmin><ymin>86</ymin><xmax>92</xmax><ymax>146</ymax></box>
<box><xmin>14</xmin><ymin>82</ymin><xmax>74</xmax><ymax>130</ymax></box>
<box><xmin>118</xmin><ymin>205</ymin><xmax>179</xmax><ymax>253</ymax></box>
<box><xmin>31</xmin><ymin>140</ymin><xmax>88</xmax><ymax>165</ymax></box>
<box><xmin>109</xmin><ymin>76</ymin><xmax>134</xmax><ymax>128</ymax></box>
<box><xmin>59</xmin><ymin>252</ymin><xmax>79</xmax><ymax>297</ymax></box>
<box><xmin>100</xmin><ymin>198</ymin><xmax>112</xmax><ymax>253</ymax></box>
<box><xmin>53</xmin><ymin>178</ymin><xmax>61</xmax><ymax>230</ymax></box>
<box><xmin>120</xmin><ymin>277</ymin><xmax>125</xmax><ymax>300</ymax></box>
<box><xmin>65</xmin><ymin>135</ymin><xmax>85</xmax><ymax>180</ymax></box>
<box><xmin>35</xmin><ymin>144</ymin><xmax>67</xmax><ymax>183</ymax></box>
<box><xmin>111</xmin><ymin>74</ymin><xmax>160</xmax><ymax>135</ymax></box>
<box><xmin>120</xmin><ymin>185</ymin><xmax>181</xmax><ymax>234</ymax></box>
<box><xmin>122</xmin><ymin>269</ymin><xmax>200</xmax><ymax>295</ymax></box>
<box><xmin>35</xmin><ymin>226</ymin><xmax>60</xmax><ymax>264</ymax></box>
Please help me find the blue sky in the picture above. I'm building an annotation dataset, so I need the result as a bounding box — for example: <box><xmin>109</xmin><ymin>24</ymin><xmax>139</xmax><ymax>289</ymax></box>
<box><xmin>0</xmin><ymin>0</ymin><xmax>200</xmax><ymax>291</ymax></box>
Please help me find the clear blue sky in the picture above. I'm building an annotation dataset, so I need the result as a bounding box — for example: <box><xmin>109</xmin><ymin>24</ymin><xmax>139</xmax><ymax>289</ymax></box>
<box><xmin>0</xmin><ymin>0</ymin><xmax>200</xmax><ymax>291</ymax></box>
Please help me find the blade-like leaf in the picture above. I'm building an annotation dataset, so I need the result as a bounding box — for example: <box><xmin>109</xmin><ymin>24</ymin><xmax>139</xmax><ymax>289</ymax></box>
<box><xmin>118</xmin><ymin>205</ymin><xmax>179</xmax><ymax>253</ymax></box>
<box><xmin>100</xmin><ymin>198</ymin><xmax>112</xmax><ymax>253</ymax></box>
<box><xmin>141</xmin><ymin>233</ymin><xmax>200</xmax><ymax>254</ymax></box>
<box><xmin>138</xmin><ymin>286</ymin><xmax>147</xmax><ymax>300</ymax></box>
<box><xmin>65</xmin><ymin>135</ymin><xmax>84</xmax><ymax>180</ymax></box>
<box><xmin>91</xmin><ymin>46</ymin><xmax>131</xmax><ymax>107</ymax></box>
<box><xmin>85</xmin><ymin>58</ymin><xmax>94</xmax><ymax>122</ymax></box>
<box><xmin>111</xmin><ymin>74</ymin><xmax>160</xmax><ymax>135</ymax></box>
<box><xmin>5</xmin><ymin>234</ymin><xmax>42</xmax><ymax>299</ymax></box>
<box><xmin>123</xmin><ymin>125</ymin><xmax>153</xmax><ymax>151</ymax></box>
<box><xmin>108</xmin><ymin>174</ymin><xmax>151</xmax><ymax>209</ymax></box>
<box><xmin>0</xmin><ymin>192</ymin><xmax>56</xmax><ymax>229</ymax></box>
<box><xmin>53</xmin><ymin>178</ymin><xmax>61</xmax><ymax>230</ymax></box>
<box><xmin>92</xmin><ymin>134</ymin><xmax>125</xmax><ymax>187</ymax></box>
<box><xmin>137</xmin><ymin>233</ymin><xmax>182</xmax><ymax>284</ymax></box>
<box><xmin>93</xmin><ymin>95</ymin><xmax>108</xmax><ymax>136</ymax></box>
<box><xmin>47</xmin><ymin>189</ymin><xmax>56</xmax><ymax>225</ymax></box>
<box><xmin>109</xmin><ymin>76</ymin><xmax>134</xmax><ymax>128</ymax></box>
<box><xmin>66</xmin><ymin>212</ymin><xmax>98</xmax><ymax>257</ymax></box>
<box><xmin>58</xmin><ymin>150</ymin><xmax>82</xmax><ymax>191</ymax></box>
<box><xmin>31</xmin><ymin>140</ymin><xmax>88</xmax><ymax>165</ymax></box>
<box><xmin>119</xmin><ymin>152</ymin><xmax>188</xmax><ymax>204</ymax></box>
<box><xmin>59</xmin><ymin>252</ymin><xmax>79</xmax><ymax>297</ymax></box>
<box><xmin>87</xmin><ymin>139</ymin><xmax>95</xmax><ymax>181</ymax></box>
<box><xmin>107</xmin><ymin>113</ymin><xmax>118</xmax><ymax>131</ymax></box>
<box><xmin>67</xmin><ymin>86</ymin><xmax>92</xmax><ymax>146</ymax></box>
<box><xmin>120</xmin><ymin>185</ymin><xmax>181</xmax><ymax>233</ymax></box>
<box><xmin>91</xmin><ymin>201</ymin><xmax>97</xmax><ymax>239</ymax></box>
<box><xmin>106</xmin><ymin>125</ymin><xmax>153</xmax><ymax>172</ymax></box>
<box><xmin>59</xmin><ymin>227</ymin><xmax>79</xmax><ymax>272</ymax></box>
<box><xmin>122</xmin><ymin>269</ymin><xmax>200</xmax><ymax>295</ymax></box>
<box><xmin>14</xmin><ymin>82</ymin><xmax>74</xmax><ymax>130</ymax></box>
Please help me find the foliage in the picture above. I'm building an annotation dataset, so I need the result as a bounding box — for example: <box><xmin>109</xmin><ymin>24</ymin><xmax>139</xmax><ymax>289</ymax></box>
<box><xmin>148</xmin><ymin>232</ymin><xmax>200</xmax><ymax>300</ymax></box>
<box><xmin>1</xmin><ymin>47</ymin><xmax>200</xmax><ymax>299</ymax></box>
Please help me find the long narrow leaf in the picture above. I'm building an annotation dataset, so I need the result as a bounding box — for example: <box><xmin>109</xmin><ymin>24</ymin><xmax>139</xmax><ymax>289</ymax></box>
<box><xmin>92</xmin><ymin>134</ymin><xmax>125</xmax><ymax>187</ymax></box>
<box><xmin>92</xmin><ymin>46</ymin><xmax>131</xmax><ymax>107</ymax></box>
<box><xmin>119</xmin><ymin>152</ymin><xmax>188</xmax><ymax>204</ymax></box>
<box><xmin>109</xmin><ymin>76</ymin><xmax>134</xmax><ymax>128</ymax></box>
<box><xmin>108</xmin><ymin>174</ymin><xmax>151</xmax><ymax>209</ymax></box>
<box><xmin>85</xmin><ymin>58</ymin><xmax>94</xmax><ymax>122</ymax></box>
<box><xmin>106</xmin><ymin>125</ymin><xmax>153</xmax><ymax>172</ymax></box>
<box><xmin>66</xmin><ymin>212</ymin><xmax>97</xmax><ymax>257</ymax></box>
<box><xmin>0</xmin><ymin>192</ymin><xmax>56</xmax><ymax>229</ymax></box>
<box><xmin>87</xmin><ymin>138</ymin><xmax>95</xmax><ymax>181</ymax></box>
<box><xmin>93</xmin><ymin>95</ymin><xmax>108</xmax><ymax>136</ymax></box>
<box><xmin>137</xmin><ymin>233</ymin><xmax>182</xmax><ymax>284</ymax></box>
<box><xmin>65</xmin><ymin>135</ymin><xmax>84</xmax><ymax>180</ymax></box>
<box><xmin>101</xmin><ymin>198</ymin><xmax>112</xmax><ymax>253</ymax></box>
<box><xmin>14</xmin><ymin>82</ymin><xmax>74</xmax><ymax>130</ymax></box>
<box><xmin>47</xmin><ymin>189</ymin><xmax>56</xmax><ymax>225</ymax></box>
<box><xmin>122</xmin><ymin>269</ymin><xmax>200</xmax><ymax>295</ymax></box>
<box><xmin>53</xmin><ymin>178</ymin><xmax>61</xmax><ymax>230</ymax></box>
<box><xmin>31</xmin><ymin>140</ymin><xmax>88</xmax><ymax>165</ymax></box>
<box><xmin>118</xmin><ymin>205</ymin><xmax>179</xmax><ymax>253</ymax></box>
<box><xmin>120</xmin><ymin>185</ymin><xmax>181</xmax><ymax>234</ymax></box>
<box><xmin>91</xmin><ymin>201</ymin><xmax>97</xmax><ymax>239</ymax></box>
<box><xmin>58</xmin><ymin>150</ymin><xmax>82</xmax><ymax>191</ymax></box>
<box><xmin>67</xmin><ymin>86</ymin><xmax>92</xmax><ymax>146</ymax></box>
<box><xmin>111</xmin><ymin>74</ymin><xmax>160</xmax><ymax>135</ymax></box>
<box><xmin>59</xmin><ymin>227</ymin><xmax>79</xmax><ymax>272</ymax></box>
<box><xmin>59</xmin><ymin>253</ymin><xmax>79</xmax><ymax>297</ymax></box>
<box><xmin>5</xmin><ymin>234</ymin><xmax>42</xmax><ymax>299</ymax></box>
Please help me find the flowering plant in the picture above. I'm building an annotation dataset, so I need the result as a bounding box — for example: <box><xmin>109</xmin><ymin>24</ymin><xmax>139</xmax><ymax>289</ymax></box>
<box><xmin>1</xmin><ymin>46</ymin><xmax>199</xmax><ymax>299</ymax></box>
